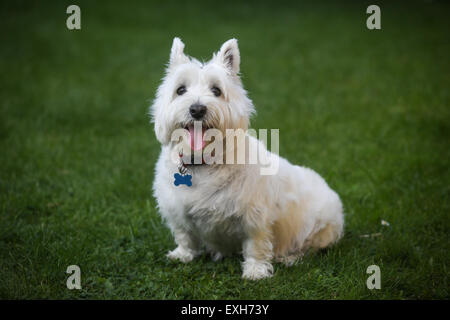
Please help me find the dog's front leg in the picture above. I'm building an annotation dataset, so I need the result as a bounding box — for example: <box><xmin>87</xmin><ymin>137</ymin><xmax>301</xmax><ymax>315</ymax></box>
<box><xmin>242</xmin><ymin>230</ymin><xmax>274</xmax><ymax>280</ymax></box>
<box><xmin>167</xmin><ymin>227</ymin><xmax>201</xmax><ymax>263</ymax></box>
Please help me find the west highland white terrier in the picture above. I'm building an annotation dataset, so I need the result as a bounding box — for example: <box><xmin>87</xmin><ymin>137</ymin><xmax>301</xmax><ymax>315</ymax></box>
<box><xmin>151</xmin><ymin>38</ymin><xmax>344</xmax><ymax>280</ymax></box>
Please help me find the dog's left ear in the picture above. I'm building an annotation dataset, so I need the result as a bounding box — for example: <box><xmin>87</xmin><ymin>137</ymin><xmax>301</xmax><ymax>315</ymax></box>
<box><xmin>169</xmin><ymin>37</ymin><xmax>189</xmax><ymax>68</ymax></box>
<box><xmin>215</xmin><ymin>39</ymin><xmax>240</xmax><ymax>75</ymax></box>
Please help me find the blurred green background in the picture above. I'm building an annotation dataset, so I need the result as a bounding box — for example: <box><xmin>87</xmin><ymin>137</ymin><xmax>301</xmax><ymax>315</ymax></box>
<box><xmin>0</xmin><ymin>0</ymin><xmax>448</xmax><ymax>299</ymax></box>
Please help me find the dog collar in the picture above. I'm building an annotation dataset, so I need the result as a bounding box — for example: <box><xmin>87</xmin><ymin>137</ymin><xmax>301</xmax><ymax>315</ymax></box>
<box><xmin>174</xmin><ymin>151</ymin><xmax>204</xmax><ymax>187</ymax></box>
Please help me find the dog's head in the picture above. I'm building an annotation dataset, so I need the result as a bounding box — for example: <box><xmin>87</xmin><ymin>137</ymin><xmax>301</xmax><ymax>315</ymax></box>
<box><xmin>151</xmin><ymin>38</ymin><xmax>255</xmax><ymax>146</ymax></box>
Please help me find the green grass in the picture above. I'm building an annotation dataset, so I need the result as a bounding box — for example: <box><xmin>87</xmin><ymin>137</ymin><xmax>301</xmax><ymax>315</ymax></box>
<box><xmin>0</xmin><ymin>0</ymin><xmax>449</xmax><ymax>299</ymax></box>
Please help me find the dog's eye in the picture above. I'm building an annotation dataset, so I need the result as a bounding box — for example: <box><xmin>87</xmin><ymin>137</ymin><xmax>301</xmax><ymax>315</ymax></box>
<box><xmin>176</xmin><ymin>85</ymin><xmax>187</xmax><ymax>96</ymax></box>
<box><xmin>211</xmin><ymin>86</ymin><xmax>221</xmax><ymax>97</ymax></box>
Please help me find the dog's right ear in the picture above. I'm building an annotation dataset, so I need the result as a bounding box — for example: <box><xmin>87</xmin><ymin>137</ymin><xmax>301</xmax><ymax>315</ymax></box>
<box><xmin>169</xmin><ymin>37</ymin><xmax>189</xmax><ymax>68</ymax></box>
<box><xmin>215</xmin><ymin>39</ymin><xmax>240</xmax><ymax>75</ymax></box>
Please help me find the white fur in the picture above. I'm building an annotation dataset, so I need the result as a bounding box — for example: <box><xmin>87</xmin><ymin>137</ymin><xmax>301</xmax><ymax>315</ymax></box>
<box><xmin>151</xmin><ymin>38</ymin><xmax>344</xmax><ymax>280</ymax></box>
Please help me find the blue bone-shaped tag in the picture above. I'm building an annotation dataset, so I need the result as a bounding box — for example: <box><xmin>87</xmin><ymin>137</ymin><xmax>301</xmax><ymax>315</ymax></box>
<box><xmin>174</xmin><ymin>173</ymin><xmax>192</xmax><ymax>187</ymax></box>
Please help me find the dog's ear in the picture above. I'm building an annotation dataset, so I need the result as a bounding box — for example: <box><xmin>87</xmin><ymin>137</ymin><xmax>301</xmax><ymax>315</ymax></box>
<box><xmin>169</xmin><ymin>37</ymin><xmax>189</xmax><ymax>68</ymax></box>
<box><xmin>215</xmin><ymin>39</ymin><xmax>240</xmax><ymax>75</ymax></box>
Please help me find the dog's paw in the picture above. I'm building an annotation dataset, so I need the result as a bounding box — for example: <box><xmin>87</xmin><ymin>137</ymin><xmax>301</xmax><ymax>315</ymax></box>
<box><xmin>242</xmin><ymin>259</ymin><xmax>274</xmax><ymax>280</ymax></box>
<box><xmin>167</xmin><ymin>246</ymin><xmax>195</xmax><ymax>263</ymax></box>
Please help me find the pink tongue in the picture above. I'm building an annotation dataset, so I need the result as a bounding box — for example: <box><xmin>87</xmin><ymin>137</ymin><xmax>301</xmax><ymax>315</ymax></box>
<box><xmin>188</xmin><ymin>125</ymin><xmax>206</xmax><ymax>151</ymax></box>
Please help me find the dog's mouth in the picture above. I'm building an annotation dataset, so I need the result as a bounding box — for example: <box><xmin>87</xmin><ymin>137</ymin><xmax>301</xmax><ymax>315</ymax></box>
<box><xmin>184</xmin><ymin>123</ymin><xmax>209</xmax><ymax>151</ymax></box>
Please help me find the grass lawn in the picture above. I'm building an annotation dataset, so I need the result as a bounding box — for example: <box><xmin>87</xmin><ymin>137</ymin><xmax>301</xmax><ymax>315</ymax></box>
<box><xmin>0</xmin><ymin>0</ymin><xmax>449</xmax><ymax>299</ymax></box>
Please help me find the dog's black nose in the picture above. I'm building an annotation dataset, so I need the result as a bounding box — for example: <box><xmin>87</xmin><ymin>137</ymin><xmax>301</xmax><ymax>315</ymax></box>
<box><xmin>189</xmin><ymin>103</ymin><xmax>207</xmax><ymax>119</ymax></box>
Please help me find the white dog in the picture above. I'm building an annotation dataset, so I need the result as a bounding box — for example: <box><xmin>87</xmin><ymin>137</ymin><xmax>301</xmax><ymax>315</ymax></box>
<box><xmin>151</xmin><ymin>38</ymin><xmax>344</xmax><ymax>280</ymax></box>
